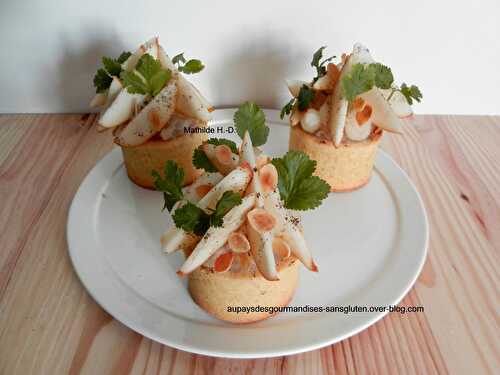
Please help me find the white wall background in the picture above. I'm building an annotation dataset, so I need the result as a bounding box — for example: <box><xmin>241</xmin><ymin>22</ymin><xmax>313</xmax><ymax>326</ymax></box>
<box><xmin>0</xmin><ymin>0</ymin><xmax>499</xmax><ymax>114</ymax></box>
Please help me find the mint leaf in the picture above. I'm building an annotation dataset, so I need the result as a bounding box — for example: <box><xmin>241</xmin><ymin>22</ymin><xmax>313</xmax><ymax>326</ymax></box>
<box><xmin>233</xmin><ymin>101</ymin><xmax>269</xmax><ymax>146</ymax></box>
<box><xmin>207</xmin><ymin>138</ymin><xmax>238</xmax><ymax>154</ymax></box>
<box><xmin>210</xmin><ymin>191</ymin><xmax>242</xmax><ymax>227</ymax></box>
<box><xmin>173</xmin><ymin>202</ymin><xmax>210</xmax><ymax>235</ymax></box>
<box><xmin>297</xmin><ymin>85</ymin><xmax>315</xmax><ymax>111</ymax></box>
<box><xmin>152</xmin><ymin>160</ymin><xmax>184</xmax><ymax>211</ymax></box>
<box><xmin>192</xmin><ymin>147</ymin><xmax>218</xmax><ymax>173</ymax></box>
<box><xmin>341</xmin><ymin>63</ymin><xmax>375</xmax><ymax>102</ymax></box>
<box><xmin>272</xmin><ymin>151</ymin><xmax>330</xmax><ymax>210</ymax></box>
<box><xmin>400</xmin><ymin>83</ymin><xmax>423</xmax><ymax>105</ymax></box>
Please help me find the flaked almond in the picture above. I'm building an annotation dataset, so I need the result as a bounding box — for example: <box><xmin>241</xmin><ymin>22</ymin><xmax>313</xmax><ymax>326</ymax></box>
<box><xmin>215</xmin><ymin>144</ymin><xmax>234</xmax><ymax>165</ymax></box>
<box><xmin>352</xmin><ymin>97</ymin><xmax>365</xmax><ymax>111</ymax></box>
<box><xmin>259</xmin><ymin>163</ymin><xmax>278</xmax><ymax>193</ymax></box>
<box><xmin>273</xmin><ymin>237</ymin><xmax>291</xmax><ymax>263</ymax></box>
<box><xmin>227</xmin><ymin>232</ymin><xmax>251</xmax><ymax>253</ymax></box>
<box><xmin>195</xmin><ymin>184</ymin><xmax>213</xmax><ymax>198</ymax></box>
<box><xmin>356</xmin><ymin>104</ymin><xmax>373</xmax><ymax>126</ymax></box>
<box><xmin>247</xmin><ymin>208</ymin><xmax>277</xmax><ymax>233</ymax></box>
<box><xmin>214</xmin><ymin>252</ymin><xmax>234</xmax><ymax>273</ymax></box>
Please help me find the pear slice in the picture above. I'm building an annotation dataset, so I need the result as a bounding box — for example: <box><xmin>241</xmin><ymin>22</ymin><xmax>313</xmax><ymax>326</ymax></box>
<box><xmin>176</xmin><ymin>76</ymin><xmax>212</xmax><ymax>122</ymax></box>
<box><xmin>301</xmin><ymin>108</ymin><xmax>321</xmax><ymax>133</ymax></box>
<box><xmin>240</xmin><ymin>131</ymin><xmax>279</xmax><ymax>281</ymax></box>
<box><xmin>201</xmin><ymin>143</ymin><xmax>239</xmax><ymax>175</ymax></box>
<box><xmin>312</xmin><ymin>74</ymin><xmax>333</xmax><ymax>91</ymax></box>
<box><xmin>265</xmin><ymin>189</ymin><xmax>317</xmax><ymax>271</ymax></box>
<box><xmin>182</xmin><ymin>172</ymin><xmax>223</xmax><ymax>202</ymax></box>
<box><xmin>159</xmin><ymin>114</ymin><xmax>205</xmax><ymax>141</ymax></box>
<box><xmin>116</xmin><ymin>76</ymin><xmax>178</xmax><ymax>146</ymax></box>
<box><xmin>178</xmin><ymin>194</ymin><xmax>256</xmax><ymax>276</ymax></box>
<box><xmin>380</xmin><ymin>89</ymin><xmax>413</xmax><ymax>118</ymax></box>
<box><xmin>328</xmin><ymin>43</ymin><xmax>377</xmax><ymax>146</ymax></box>
<box><xmin>90</xmin><ymin>92</ymin><xmax>106</xmax><ymax>108</ymax></box>
<box><xmin>162</xmin><ymin>165</ymin><xmax>252</xmax><ymax>253</ymax></box>
<box><xmin>344</xmin><ymin>103</ymin><xmax>374</xmax><ymax>142</ymax></box>
<box><xmin>359</xmin><ymin>88</ymin><xmax>402</xmax><ymax>133</ymax></box>
<box><xmin>122</xmin><ymin>37</ymin><xmax>159</xmax><ymax>71</ymax></box>
<box><xmin>98</xmin><ymin>89</ymin><xmax>144</xmax><ymax>128</ymax></box>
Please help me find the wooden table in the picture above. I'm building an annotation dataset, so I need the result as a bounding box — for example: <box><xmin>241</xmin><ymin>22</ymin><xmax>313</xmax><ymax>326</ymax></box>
<box><xmin>0</xmin><ymin>114</ymin><xmax>498</xmax><ymax>375</ymax></box>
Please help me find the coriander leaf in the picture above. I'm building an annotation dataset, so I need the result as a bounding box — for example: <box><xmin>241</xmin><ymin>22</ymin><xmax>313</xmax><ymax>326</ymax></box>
<box><xmin>192</xmin><ymin>147</ymin><xmax>218</xmax><ymax>173</ymax></box>
<box><xmin>151</xmin><ymin>160</ymin><xmax>185</xmax><ymax>211</ymax></box>
<box><xmin>121</xmin><ymin>54</ymin><xmax>172</xmax><ymax>96</ymax></box>
<box><xmin>102</xmin><ymin>56</ymin><xmax>123</xmax><ymax>77</ymax></box>
<box><xmin>280</xmin><ymin>98</ymin><xmax>296</xmax><ymax>119</ymax></box>
<box><xmin>173</xmin><ymin>202</ymin><xmax>210</xmax><ymax>235</ymax></box>
<box><xmin>117</xmin><ymin>51</ymin><xmax>132</xmax><ymax>64</ymax></box>
<box><xmin>297</xmin><ymin>85</ymin><xmax>315</xmax><ymax>111</ymax></box>
<box><xmin>120</xmin><ymin>70</ymin><xmax>148</xmax><ymax>94</ymax></box>
<box><xmin>172</xmin><ymin>53</ymin><xmax>186</xmax><ymax>65</ymax></box>
<box><xmin>93</xmin><ymin>68</ymin><xmax>111</xmax><ymax>93</ymax></box>
<box><xmin>207</xmin><ymin>138</ymin><xmax>238</xmax><ymax>153</ymax></box>
<box><xmin>233</xmin><ymin>101</ymin><xmax>269</xmax><ymax>146</ymax></box>
<box><xmin>368</xmin><ymin>63</ymin><xmax>394</xmax><ymax>89</ymax></box>
<box><xmin>179</xmin><ymin>59</ymin><xmax>204</xmax><ymax>74</ymax></box>
<box><xmin>341</xmin><ymin>63</ymin><xmax>375</xmax><ymax>102</ymax></box>
<box><xmin>210</xmin><ymin>191</ymin><xmax>242</xmax><ymax>227</ymax></box>
<box><xmin>400</xmin><ymin>83</ymin><xmax>422</xmax><ymax>105</ymax></box>
<box><xmin>272</xmin><ymin>151</ymin><xmax>330</xmax><ymax>210</ymax></box>
<box><xmin>311</xmin><ymin>46</ymin><xmax>326</xmax><ymax>69</ymax></box>
<box><xmin>150</xmin><ymin>70</ymin><xmax>171</xmax><ymax>96</ymax></box>
<box><xmin>136</xmin><ymin>54</ymin><xmax>163</xmax><ymax>82</ymax></box>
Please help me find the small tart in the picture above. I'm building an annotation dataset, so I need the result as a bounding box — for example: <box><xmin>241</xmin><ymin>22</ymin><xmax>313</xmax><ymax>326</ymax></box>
<box><xmin>119</xmin><ymin>130</ymin><xmax>207</xmax><ymax>189</ymax></box>
<box><xmin>188</xmin><ymin>256</ymin><xmax>299</xmax><ymax>323</ymax></box>
<box><xmin>289</xmin><ymin>125</ymin><xmax>382</xmax><ymax>192</ymax></box>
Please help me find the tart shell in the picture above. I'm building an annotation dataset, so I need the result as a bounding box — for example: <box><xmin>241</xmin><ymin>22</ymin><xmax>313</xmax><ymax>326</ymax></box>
<box><xmin>188</xmin><ymin>258</ymin><xmax>299</xmax><ymax>324</ymax></box>
<box><xmin>118</xmin><ymin>132</ymin><xmax>207</xmax><ymax>189</ymax></box>
<box><xmin>289</xmin><ymin>126</ymin><xmax>382</xmax><ymax>192</ymax></box>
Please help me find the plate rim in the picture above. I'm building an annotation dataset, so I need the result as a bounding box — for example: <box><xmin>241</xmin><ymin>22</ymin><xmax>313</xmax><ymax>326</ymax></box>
<box><xmin>67</xmin><ymin>108</ymin><xmax>429</xmax><ymax>358</ymax></box>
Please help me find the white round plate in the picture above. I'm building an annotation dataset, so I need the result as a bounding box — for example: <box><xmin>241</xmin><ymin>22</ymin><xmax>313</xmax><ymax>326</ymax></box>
<box><xmin>68</xmin><ymin>109</ymin><xmax>428</xmax><ymax>358</ymax></box>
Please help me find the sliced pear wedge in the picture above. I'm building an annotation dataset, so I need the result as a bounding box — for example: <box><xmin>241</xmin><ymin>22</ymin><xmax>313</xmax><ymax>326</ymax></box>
<box><xmin>201</xmin><ymin>143</ymin><xmax>239</xmax><ymax>175</ymax></box>
<box><xmin>122</xmin><ymin>37</ymin><xmax>159</xmax><ymax>71</ymax></box>
<box><xmin>240</xmin><ymin>131</ymin><xmax>279</xmax><ymax>281</ymax></box>
<box><xmin>359</xmin><ymin>88</ymin><xmax>402</xmax><ymax>133</ymax></box>
<box><xmin>98</xmin><ymin>89</ymin><xmax>144</xmax><ymax>128</ymax></box>
<box><xmin>176</xmin><ymin>76</ymin><xmax>212</xmax><ymax>121</ymax></box>
<box><xmin>162</xmin><ymin>165</ymin><xmax>252</xmax><ymax>253</ymax></box>
<box><xmin>178</xmin><ymin>193</ymin><xmax>256</xmax><ymax>276</ymax></box>
<box><xmin>265</xmin><ymin>189</ymin><xmax>318</xmax><ymax>271</ymax></box>
<box><xmin>182</xmin><ymin>172</ymin><xmax>223</xmax><ymax>202</ymax></box>
<box><xmin>116</xmin><ymin>76</ymin><xmax>177</xmax><ymax>146</ymax></box>
<box><xmin>380</xmin><ymin>89</ymin><xmax>413</xmax><ymax>118</ymax></box>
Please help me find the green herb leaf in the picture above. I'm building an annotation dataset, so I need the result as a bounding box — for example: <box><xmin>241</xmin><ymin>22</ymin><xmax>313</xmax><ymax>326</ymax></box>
<box><xmin>272</xmin><ymin>151</ymin><xmax>330</xmax><ymax>210</ymax></box>
<box><xmin>368</xmin><ymin>63</ymin><xmax>394</xmax><ymax>89</ymax></box>
<box><xmin>400</xmin><ymin>83</ymin><xmax>423</xmax><ymax>105</ymax></box>
<box><xmin>207</xmin><ymin>138</ymin><xmax>238</xmax><ymax>154</ymax></box>
<box><xmin>310</xmin><ymin>46</ymin><xmax>335</xmax><ymax>81</ymax></box>
<box><xmin>93</xmin><ymin>51</ymin><xmax>131</xmax><ymax>93</ymax></box>
<box><xmin>297</xmin><ymin>85</ymin><xmax>315</xmax><ymax>111</ymax></box>
<box><xmin>311</xmin><ymin>46</ymin><xmax>327</xmax><ymax>69</ymax></box>
<box><xmin>172</xmin><ymin>53</ymin><xmax>186</xmax><ymax>65</ymax></box>
<box><xmin>93</xmin><ymin>68</ymin><xmax>112</xmax><ymax>93</ymax></box>
<box><xmin>120</xmin><ymin>54</ymin><xmax>172</xmax><ymax>96</ymax></box>
<box><xmin>210</xmin><ymin>191</ymin><xmax>242</xmax><ymax>227</ymax></box>
<box><xmin>280</xmin><ymin>98</ymin><xmax>296</xmax><ymax>119</ymax></box>
<box><xmin>179</xmin><ymin>59</ymin><xmax>205</xmax><ymax>74</ymax></box>
<box><xmin>192</xmin><ymin>147</ymin><xmax>218</xmax><ymax>173</ymax></box>
<box><xmin>341</xmin><ymin>63</ymin><xmax>375</xmax><ymax>102</ymax></box>
<box><xmin>173</xmin><ymin>202</ymin><xmax>210</xmax><ymax>235</ymax></box>
<box><xmin>151</xmin><ymin>160</ymin><xmax>185</xmax><ymax>211</ymax></box>
<box><xmin>233</xmin><ymin>101</ymin><xmax>269</xmax><ymax>146</ymax></box>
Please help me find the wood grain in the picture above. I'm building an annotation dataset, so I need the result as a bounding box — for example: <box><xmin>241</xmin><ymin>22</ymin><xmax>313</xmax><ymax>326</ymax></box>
<box><xmin>0</xmin><ymin>114</ymin><xmax>499</xmax><ymax>375</ymax></box>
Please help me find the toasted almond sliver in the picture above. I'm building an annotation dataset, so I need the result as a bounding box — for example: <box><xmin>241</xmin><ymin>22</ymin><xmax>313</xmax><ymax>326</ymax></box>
<box><xmin>273</xmin><ymin>237</ymin><xmax>291</xmax><ymax>262</ymax></box>
<box><xmin>247</xmin><ymin>208</ymin><xmax>277</xmax><ymax>233</ymax></box>
<box><xmin>227</xmin><ymin>232</ymin><xmax>251</xmax><ymax>253</ymax></box>
<box><xmin>356</xmin><ymin>104</ymin><xmax>373</xmax><ymax>126</ymax></box>
<box><xmin>214</xmin><ymin>252</ymin><xmax>234</xmax><ymax>273</ymax></box>
<box><xmin>215</xmin><ymin>144</ymin><xmax>234</xmax><ymax>165</ymax></box>
<box><xmin>259</xmin><ymin>163</ymin><xmax>278</xmax><ymax>193</ymax></box>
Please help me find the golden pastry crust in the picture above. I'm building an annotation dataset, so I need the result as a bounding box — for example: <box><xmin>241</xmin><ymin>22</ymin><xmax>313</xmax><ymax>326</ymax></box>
<box><xmin>119</xmin><ymin>132</ymin><xmax>207</xmax><ymax>189</ymax></box>
<box><xmin>289</xmin><ymin>126</ymin><xmax>382</xmax><ymax>192</ymax></box>
<box><xmin>188</xmin><ymin>258</ymin><xmax>299</xmax><ymax>323</ymax></box>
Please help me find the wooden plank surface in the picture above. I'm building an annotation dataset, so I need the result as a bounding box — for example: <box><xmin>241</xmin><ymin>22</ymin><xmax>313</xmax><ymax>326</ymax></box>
<box><xmin>0</xmin><ymin>114</ymin><xmax>498</xmax><ymax>375</ymax></box>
